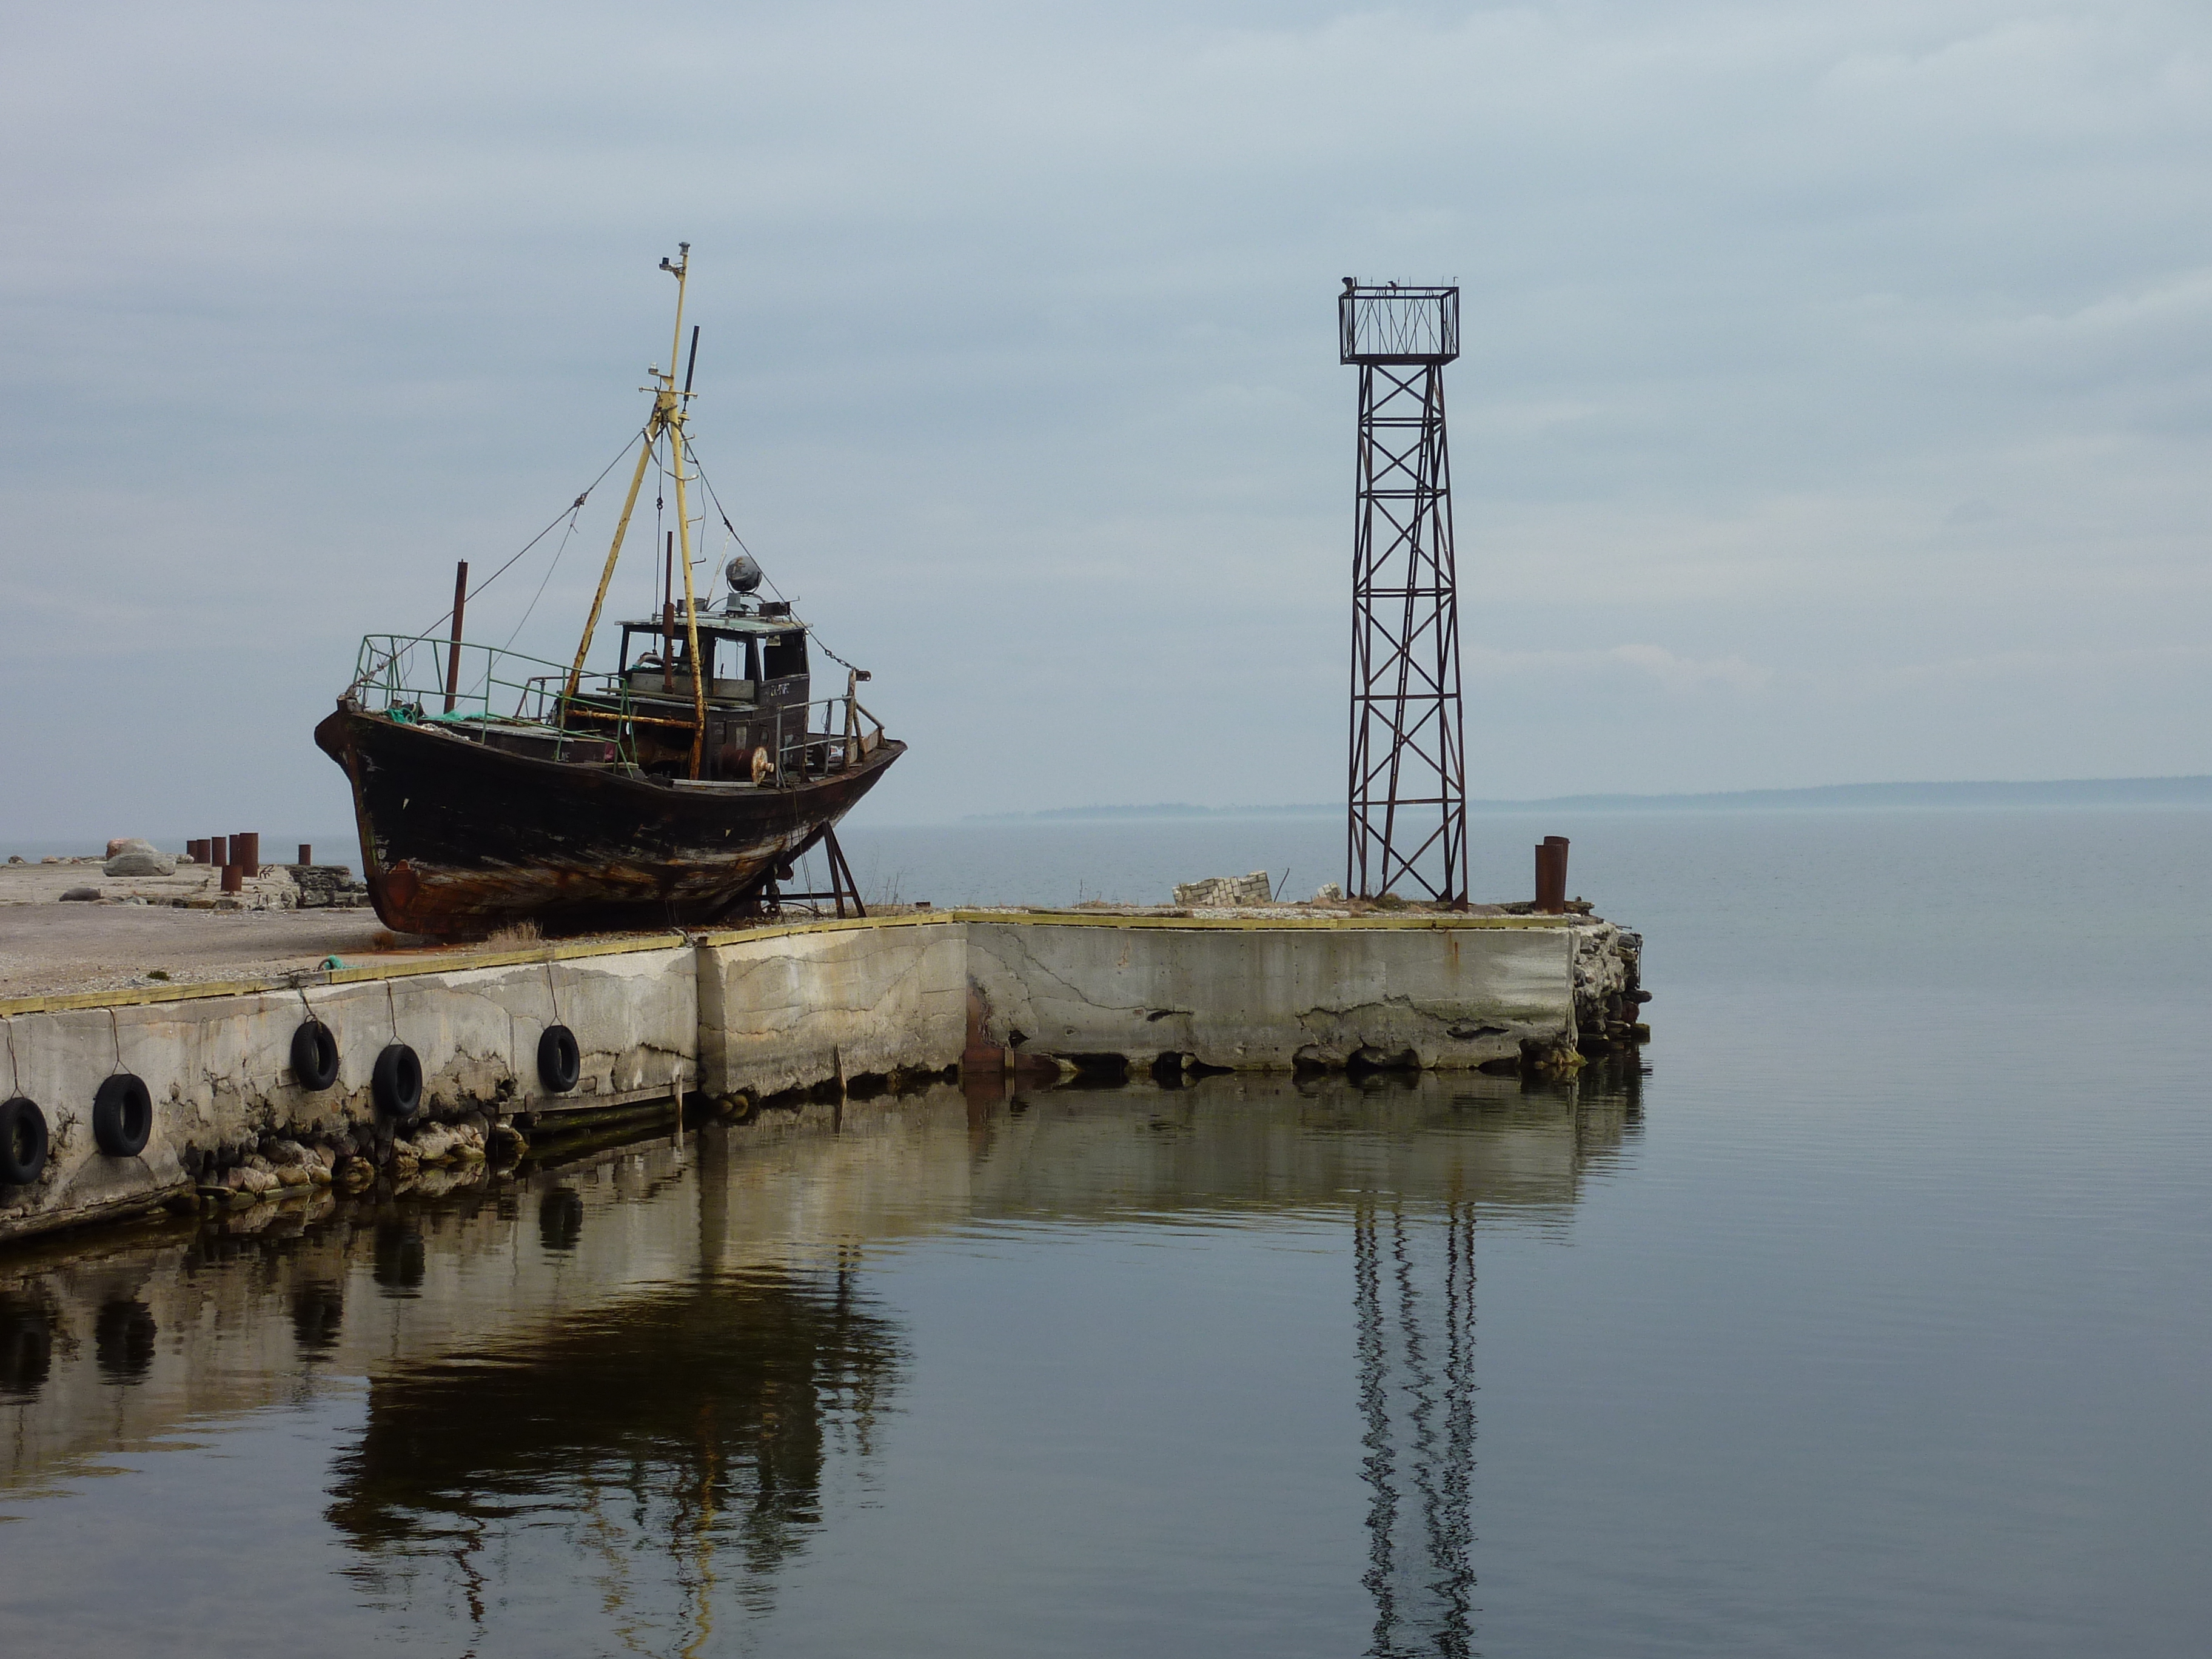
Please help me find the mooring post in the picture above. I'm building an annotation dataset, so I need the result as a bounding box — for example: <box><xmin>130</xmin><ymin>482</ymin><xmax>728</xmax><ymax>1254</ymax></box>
<box><xmin>1535</xmin><ymin>836</ymin><xmax>1569</xmax><ymax>913</ymax></box>
<box><xmin>298</xmin><ymin>844</ymin><xmax>312</xmax><ymax>866</ymax></box>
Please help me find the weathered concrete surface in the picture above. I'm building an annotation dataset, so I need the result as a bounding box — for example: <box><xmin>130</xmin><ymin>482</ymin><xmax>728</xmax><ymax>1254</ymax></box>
<box><xmin>1</xmin><ymin>911</ymin><xmax>1637</xmax><ymax>1247</ymax></box>
<box><xmin>0</xmin><ymin>888</ymin><xmax>392</xmax><ymax>1000</ymax></box>
<box><xmin>0</xmin><ymin>938</ymin><xmax>699</xmax><ymax>1244</ymax></box>
<box><xmin>696</xmin><ymin>917</ymin><xmax>965</xmax><ymax>1099</ymax></box>
<box><xmin>966</xmin><ymin>915</ymin><xmax>1581</xmax><ymax>1071</ymax></box>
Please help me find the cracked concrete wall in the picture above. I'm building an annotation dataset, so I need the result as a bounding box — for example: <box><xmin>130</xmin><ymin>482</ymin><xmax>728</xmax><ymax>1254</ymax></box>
<box><xmin>1</xmin><ymin>946</ymin><xmax>699</xmax><ymax>1245</ymax></box>
<box><xmin>965</xmin><ymin>920</ymin><xmax>1582</xmax><ymax>1071</ymax></box>
<box><xmin>696</xmin><ymin>921</ymin><xmax>965</xmax><ymax>1099</ymax></box>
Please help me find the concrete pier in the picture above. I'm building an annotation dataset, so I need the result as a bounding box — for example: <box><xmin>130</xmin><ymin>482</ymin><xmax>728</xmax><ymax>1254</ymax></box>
<box><xmin>0</xmin><ymin>911</ymin><xmax>1642</xmax><ymax>1247</ymax></box>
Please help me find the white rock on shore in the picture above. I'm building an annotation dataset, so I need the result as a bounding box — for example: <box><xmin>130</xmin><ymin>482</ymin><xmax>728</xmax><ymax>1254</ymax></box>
<box><xmin>104</xmin><ymin>838</ymin><xmax>176</xmax><ymax>877</ymax></box>
<box><xmin>105</xmin><ymin>851</ymin><xmax>176</xmax><ymax>877</ymax></box>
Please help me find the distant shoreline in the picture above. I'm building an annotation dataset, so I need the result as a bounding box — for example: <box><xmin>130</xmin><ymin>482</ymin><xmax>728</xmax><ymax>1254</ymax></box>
<box><xmin>9</xmin><ymin>776</ymin><xmax>2210</xmax><ymax>854</ymax></box>
<box><xmin>962</xmin><ymin>776</ymin><xmax>2212</xmax><ymax>823</ymax></box>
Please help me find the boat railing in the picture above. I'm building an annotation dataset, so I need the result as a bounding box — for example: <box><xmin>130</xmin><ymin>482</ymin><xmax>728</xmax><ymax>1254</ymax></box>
<box><xmin>763</xmin><ymin>693</ymin><xmax>888</xmax><ymax>787</ymax></box>
<box><xmin>350</xmin><ymin>636</ymin><xmax>887</xmax><ymax>783</ymax></box>
<box><xmin>350</xmin><ymin>635</ymin><xmax>580</xmax><ymax>725</ymax></box>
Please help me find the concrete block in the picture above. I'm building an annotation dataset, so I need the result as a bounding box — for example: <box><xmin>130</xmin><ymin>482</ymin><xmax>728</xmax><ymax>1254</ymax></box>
<box><xmin>965</xmin><ymin>918</ymin><xmax>1578</xmax><ymax>1071</ymax></box>
<box><xmin>697</xmin><ymin>920</ymin><xmax>965</xmax><ymax>1099</ymax></box>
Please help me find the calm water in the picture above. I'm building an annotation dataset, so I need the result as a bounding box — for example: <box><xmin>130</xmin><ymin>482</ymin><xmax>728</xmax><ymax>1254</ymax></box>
<box><xmin>3</xmin><ymin>807</ymin><xmax>2210</xmax><ymax>1657</ymax></box>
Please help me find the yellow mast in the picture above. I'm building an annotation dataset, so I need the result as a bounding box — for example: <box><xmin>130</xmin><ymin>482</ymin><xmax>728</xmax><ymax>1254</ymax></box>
<box><xmin>565</xmin><ymin>442</ymin><xmax>654</xmax><ymax>702</ymax></box>
<box><xmin>665</xmin><ymin>247</ymin><xmax>708</xmax><ymax>778</ymax></box>
<box><xmin>564</xmin><ymin>244</ymin><xmax>708</xmax><ymax>779</ymax></box>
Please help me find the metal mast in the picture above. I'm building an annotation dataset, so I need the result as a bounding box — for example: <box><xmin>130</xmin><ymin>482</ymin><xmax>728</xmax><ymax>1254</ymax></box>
<box><xmin>1341</xmin><ymin>281</ymin><xmax>1467</xmax><ymax>904</ymax></box>
<box><xmin>566</xmin><ymin>243</ymin><xmax>708</xmax><ymax>778</ymax></box>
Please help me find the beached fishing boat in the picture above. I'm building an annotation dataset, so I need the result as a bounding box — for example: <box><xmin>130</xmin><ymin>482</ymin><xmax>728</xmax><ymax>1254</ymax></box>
<box><xmin>315</xmin><ymin>246</ymin><xmax>902</xmax><ymax>936</ymax></box>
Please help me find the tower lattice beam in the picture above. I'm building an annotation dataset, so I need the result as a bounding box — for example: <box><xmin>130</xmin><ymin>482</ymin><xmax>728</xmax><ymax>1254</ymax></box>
<box><xmin>1341</xmin><ymin>284</ymin><xmax>1468</xmax><ymax>905</ymax></box>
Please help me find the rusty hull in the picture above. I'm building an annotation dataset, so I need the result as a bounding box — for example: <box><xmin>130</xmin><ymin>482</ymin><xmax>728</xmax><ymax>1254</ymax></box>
<box><xmin>314</xmin><ymin>703</ymin><xmax>903</xmax><ymax>937</ymax></box>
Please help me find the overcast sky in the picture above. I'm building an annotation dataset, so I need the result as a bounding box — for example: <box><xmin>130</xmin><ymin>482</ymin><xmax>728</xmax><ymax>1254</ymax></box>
<box><xmin>4</xmin><ymin>0</ymin><xmax>2208</xmax><ymax>839</ymax></box>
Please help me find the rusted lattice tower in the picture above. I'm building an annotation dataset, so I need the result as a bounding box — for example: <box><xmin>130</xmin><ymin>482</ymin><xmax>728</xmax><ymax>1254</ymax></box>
<box><xmin>1341</xmin><ymin>281</ymin><xmax>1467</xmax><ymax>904</ymax></box>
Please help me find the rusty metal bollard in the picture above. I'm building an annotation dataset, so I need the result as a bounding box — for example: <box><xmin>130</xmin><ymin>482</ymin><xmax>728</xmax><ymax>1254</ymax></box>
<box><xmin>220</xmin><ymin>863</ymin><xmax>244</xmax><ymax>894</ymax></box>
<box><xmin>233</xmin><ymin>833</ymin><xmax>260</xmax><ymax>874</ymax></box>
<box><xmin>297</xmin><ymin>843</ymin><xmax>312</xmax><ymax>866</ymax></box>
<box><xmin>209</xmin><ymin>836</ymin><xmax>229</xmax><ymax>868</ymax></box>
<box><xmin>1534</xmin><ymin>836</ymin><xmax>1569</xmax><ymax>913</ymax></box>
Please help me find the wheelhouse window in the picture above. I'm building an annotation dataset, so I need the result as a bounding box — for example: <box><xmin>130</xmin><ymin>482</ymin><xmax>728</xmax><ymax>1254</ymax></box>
<box><xmin>762</xmin><ymin>632</ymin><xmax>808</xmax><ymax>679</ymax></box>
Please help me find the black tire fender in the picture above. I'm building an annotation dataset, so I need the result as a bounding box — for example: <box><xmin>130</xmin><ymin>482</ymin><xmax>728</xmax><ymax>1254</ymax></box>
<box><xmin>0</xmin><ymin>1098</ymin><xmax>49</xmax><ymax>1186</ymax></box>
<box><xmin>372</xmin><ymin>1044</ymin><xmax>423</xmax><ymax>1120</ymax></box>
<box><xmin>537</xmin><ymin>1025</ymin><xmax>581</xmax><ymax>1093</ymax></box>
<box><xmin>290</xmin><ymin>1019</ymin><xmax>341</xmax><ymax>1091</ymax></box>
<box><xmin>92</xmin><ymin>1074</ymin><xmax>153</xmax><ymax>1158</ymax></box>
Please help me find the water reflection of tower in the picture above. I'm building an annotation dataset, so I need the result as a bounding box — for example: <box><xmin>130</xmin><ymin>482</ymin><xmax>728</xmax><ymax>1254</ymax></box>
<box><xmin>1355</xmin><ymin>1198</ymin><xmax>1478</xmax><ymax>1658</ymax></box>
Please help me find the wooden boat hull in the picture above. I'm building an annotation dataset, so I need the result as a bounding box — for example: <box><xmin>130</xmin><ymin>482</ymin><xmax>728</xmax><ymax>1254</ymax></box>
<box><xmin>314</xmin><ymin>703</ymin><xmax>903</xmax><ymax>937</ymax></box>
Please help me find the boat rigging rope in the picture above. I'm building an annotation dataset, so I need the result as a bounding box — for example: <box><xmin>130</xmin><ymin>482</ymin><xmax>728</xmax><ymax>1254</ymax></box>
<box><xmin>411</xmin><ymin>429</ymin><xmax>646</xmax><ymax>643</ymax></box>
<box><xmin>682</xmin><ymin>435</ymin><xmax>872</xmax><ymax>679</ymax></box>
<box><xmin>498</xmin><ymin>499</ymin><xmax>586</xmax><ymax>658</ymax></box>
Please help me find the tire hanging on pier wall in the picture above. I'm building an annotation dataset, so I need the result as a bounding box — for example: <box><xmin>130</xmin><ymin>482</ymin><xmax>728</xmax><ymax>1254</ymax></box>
<box><xmin>0</xmin><ymin>1098</ymin><xmax>49</xmax><ymax>1185</ymax></box>
<box><xmin>537</xmin><ymin>1025</ymin><xmax>581</xmax><ymax>1093</ymax></box>
<box><xmin>92</xmin><ymin>1074</ymin><xmax>152</xmax><ymax>1158</ymax></box>
<box><xmin>292</xmin><ymin>1021</ymin><xmax>341</xmax><ymax>1092</ymax></box>
<box><xmin>373</xmin><ymin>1044</ymin><xmax>423</xmax><ymax>1120</ymax></box>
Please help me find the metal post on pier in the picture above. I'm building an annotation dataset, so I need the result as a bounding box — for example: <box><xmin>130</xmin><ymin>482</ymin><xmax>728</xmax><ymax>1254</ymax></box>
<box><xmin>1535</xmin><ymin>836</ymin><xmax>1569</xmax><ymax>913</ymax></box>
<box><xmin>444</xmin><ymin>561</ymin><xmax>469</xmax><ymax>714</ymax></box>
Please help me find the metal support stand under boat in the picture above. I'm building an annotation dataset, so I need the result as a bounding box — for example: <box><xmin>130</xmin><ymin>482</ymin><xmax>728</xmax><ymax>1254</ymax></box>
<box><xmin>760</xmin><ymin>826</ymin><xmax>867</xmax><ymax>920</ymax></box>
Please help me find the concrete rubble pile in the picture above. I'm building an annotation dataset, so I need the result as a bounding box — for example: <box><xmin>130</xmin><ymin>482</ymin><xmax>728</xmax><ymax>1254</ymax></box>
<box><xmin>204</xmin><ymin>1121</ymin><xmax>498</xmax><ymax>1208</ymax></box>
<box><xmin>288</xmin><ymin>864</ymin><xmax>366</xmax><ymax>909</ymax></box>
<box><xmin>1171</xmin><ymin>870</ymin><xmax>1275</xmax><ymax>907</ymax></box>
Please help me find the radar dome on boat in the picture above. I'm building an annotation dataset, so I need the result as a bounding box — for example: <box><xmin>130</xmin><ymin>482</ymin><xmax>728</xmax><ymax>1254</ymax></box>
<box><xmin>725</xmin><ymin>554</ymin><xmax>763</xmax><ymax>594</ymax></box>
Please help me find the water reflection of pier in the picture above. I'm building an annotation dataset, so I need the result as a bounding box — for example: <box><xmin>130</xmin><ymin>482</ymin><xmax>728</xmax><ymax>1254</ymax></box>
<box><xmin>0</xmin><ymin>1066</ymin><xmax>1638</xmax><ymax>1651</ymax></box>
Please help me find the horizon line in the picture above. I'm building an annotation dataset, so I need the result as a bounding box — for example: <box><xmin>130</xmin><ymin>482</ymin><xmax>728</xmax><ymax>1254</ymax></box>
<box><xmin>958</xmin><ymin>774</ymin><xmax>2212</xmax><ymax>822</ymax></box>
